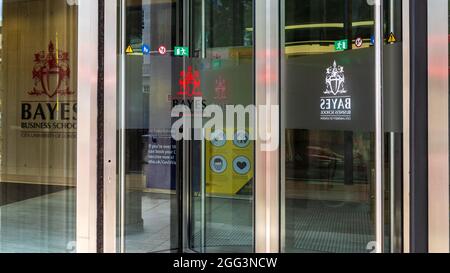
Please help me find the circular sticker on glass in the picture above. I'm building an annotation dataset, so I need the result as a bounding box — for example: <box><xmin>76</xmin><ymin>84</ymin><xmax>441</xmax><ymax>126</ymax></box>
<box><xmin>210</xmin><ymin>130</ymin><xmax>226</xmax><ymax>147</ymax></box>
<box><xmin>233</xmin><ymin>156</ymin><xmax>251</xmax><ymax>175</ymax></box>
<box><xmin>210</xmin><ymin>156</ymin><xmax>227</xmax><ymax>174</ymax></box>
<box><xmin>233</xmin><ymin>131</ymin><xmax>250</xmax><ymax>148</ymax></box>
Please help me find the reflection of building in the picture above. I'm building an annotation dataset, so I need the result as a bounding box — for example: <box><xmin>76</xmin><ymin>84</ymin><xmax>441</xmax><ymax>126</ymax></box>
<box><xmin>0</xmin><ymin>0</ymin><xmax>448</xmax><ymax>255</ymax></box>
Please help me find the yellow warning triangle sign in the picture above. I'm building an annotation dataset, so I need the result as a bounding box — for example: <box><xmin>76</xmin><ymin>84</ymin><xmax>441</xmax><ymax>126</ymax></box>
<box><xmin>126</xmin><ymin>45</ymin><xmax>134</xmax><ymax>54</ymax></box>
<box><xmin>388</xmin><ymin>33</ymin><xmax>397</xmax><ymax>44</ymax></box>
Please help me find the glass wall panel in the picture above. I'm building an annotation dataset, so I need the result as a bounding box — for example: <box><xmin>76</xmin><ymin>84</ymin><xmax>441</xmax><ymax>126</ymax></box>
<box><xmin>0</xmin><ymin>0</ymin><xmax>77</xmax><ymax>253</ymax></box>
<box><xmin>282</xmin><ymin>0</ymin><xmax>403</xmax><ymax>253</ymax></box>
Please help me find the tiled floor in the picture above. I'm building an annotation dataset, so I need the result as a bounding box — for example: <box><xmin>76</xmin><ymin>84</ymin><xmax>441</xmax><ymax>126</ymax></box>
<box><xmin>125</xmin><ymin>195</ymin><xmax>173</xmax><ymax>253</ymax></box>
<box><xmin>124</xmin><ymin>194</ymin><xmax>254</xmax><ymax>253</ymax></box>
<box><xmin>0</xmin><ymin>188</ymin><xmax>374</xmax><ymax>253</ymax></box>
<box><xmin>285</xmin><ymin>199</ymin><xmax>374</xmax><ymax>253</ymax></box>
<box><xmin>0</xmin><ymin>189</ymin><xmax>76</xmax><ymax>253</ymax></box>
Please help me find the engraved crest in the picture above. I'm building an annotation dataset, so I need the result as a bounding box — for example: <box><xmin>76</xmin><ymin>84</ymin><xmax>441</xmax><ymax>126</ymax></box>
<box><xmin>29</xmin><ymin>41</ymin><xmax>73</xmax><ymax>98</ymax></box>
<box><xmin>214</xmin><ymin>76</ymin><xmax>227</xmax><ymax>100</ymax></box>
<box><xmin>178</xmin><ymin>66</ymin><xmax>202</xmax><ymax>97</ymax></box>
<box><xmin>324</xmin><ymin>61</ymin><xmax>346</xmax><ymax>96</ymax></box>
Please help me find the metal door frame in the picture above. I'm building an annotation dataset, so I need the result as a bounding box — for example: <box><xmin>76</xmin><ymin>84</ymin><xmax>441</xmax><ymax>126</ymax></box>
<box><xmin>391</xmin><ymin>0</ymin><xmax>449</xmax><ymax>254</ymax></box>
<box><xmin>102</xmin><ymin>0</ymin><xmax>417</xmax><ymax>254</ymax></box>
<box><xmin>103</xmin><ymin>0</ymin><xmax>118</xmax><ymax>253</ymax></box>
<box><xmin>402</xmin><ymin>0</ymin><xmax>411</xmax><ymax>253</ymax></box>
<box><xmin>77</xmin><ymin>0</ymin><xmax>100</xmax><ymax>253</ymax></box>
<box><xmin>427</xmin><ymin>0</ymin><xmax>450</xmax><ymax>253</ymax></box>
<box><xmin>278</xmin><ymin>0</ymin><xmax>391</xmax><ymax>254</ymax></box>
<box><xmin>254</xmin><ymin>0</ymin><xmax>281</xmax><ymax>253</ymax></box>
<box><xmin>103</xmin><ymin>0</ymin><xmax>282</xmax><ymax>253</ymax></box>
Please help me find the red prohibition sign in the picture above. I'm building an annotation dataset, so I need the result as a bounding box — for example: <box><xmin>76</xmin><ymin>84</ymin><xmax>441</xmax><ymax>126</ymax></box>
<box><xmin>355</xmin><ymin>37</ymin><xmax>363</xmax><ymax>48</ymax></box>
<box><xmin>158</xmin><ymin>45</ymin><xmax>167</xmax><ymax>55</ymax></box>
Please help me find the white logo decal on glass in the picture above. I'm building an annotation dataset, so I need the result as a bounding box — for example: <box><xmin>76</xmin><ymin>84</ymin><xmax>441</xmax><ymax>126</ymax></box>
<box><xmin>324</xmin><ymin>61</ymin><xmax>347</xmax><ymax>96</ymax></box>
<box><xmin>320</xmin><ymin>61</ymin><xmax>352</xmax><ymax>121</ymax></box>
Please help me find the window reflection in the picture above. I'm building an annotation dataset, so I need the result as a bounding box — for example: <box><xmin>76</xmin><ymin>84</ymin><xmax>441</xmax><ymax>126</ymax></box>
<box><xmin>0</xmin><ymin>0</ymin><xmax>77</xmax><ymax>253</ymax></box>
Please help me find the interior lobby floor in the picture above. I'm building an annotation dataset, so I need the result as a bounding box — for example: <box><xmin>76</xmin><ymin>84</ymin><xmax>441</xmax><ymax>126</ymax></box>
<box><xmin>0</xmin><ymin>189</ymin><xmax>76</xmax><ymax>253</ymax></box>
<box><xmin>0</xmin><ymin>188</ymin><xmax>374</xmax><ymax>253</ymax></box>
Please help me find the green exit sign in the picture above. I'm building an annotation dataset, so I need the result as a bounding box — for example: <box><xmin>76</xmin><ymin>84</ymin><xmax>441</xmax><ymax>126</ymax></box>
<box><xmin>334</xmin><ymin>40</ymin><xmax>348</xmax><ymax>51</ymax></box>
<box><xmin>174</xmin><ymin>46</ymin><xmax>189</xmax><ymax>57</ymax></box>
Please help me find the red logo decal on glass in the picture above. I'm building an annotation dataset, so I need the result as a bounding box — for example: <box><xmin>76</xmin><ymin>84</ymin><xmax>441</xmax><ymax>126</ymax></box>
<box><xmin>214</xmin><ymin>76</ymin><xmax>227</xmax><ymax>100</ymax></box>
<box><xmin>178</xmin><ymin>66</ymin><xmax>202</xmax><ymax>97</ymax></box>
<box><xmin>29</xmin><ymin>41</ymin><xmax>73</xmax><ymax>98</ymax></box>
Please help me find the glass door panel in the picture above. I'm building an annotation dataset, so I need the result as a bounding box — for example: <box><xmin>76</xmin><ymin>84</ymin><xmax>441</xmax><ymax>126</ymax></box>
<box><xmin>282</xmin><ymin>0</ymin><xmax>403</xmax><ymax>253</ymax></box>
<box><xmin>189</xmin><ymin>0</ymin><xmax>254</xmax><ymax>253</ymax></box>
<box><xmin>118</xmin><ymin>0</ymin><xmax>254</xmax><ymax>253</ymax></box>
<box><xmin>119</xmin><ymin>0</ymin><xmax>182</xmax><ymax>253</ymax></box>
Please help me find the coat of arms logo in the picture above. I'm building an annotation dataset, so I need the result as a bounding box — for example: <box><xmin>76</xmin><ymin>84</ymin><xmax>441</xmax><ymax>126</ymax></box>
<box><xmin>178</xmin><ymin>66</ymin><xmax>202</xmax><ymax>97</ymax></box>
<box><xmin>29</xmin><ymin>41</ymin><xmax>73</xmax><ymax>98</ymax></box>
<box><xmin>324</xmin><ymin>61</ymin><xmax>346</xmax><ymax>96</ymax></box>
<box><xmin>214</xmin><ymin>76</ymin><xmax>227</xmax><ymax>100</ymax></box>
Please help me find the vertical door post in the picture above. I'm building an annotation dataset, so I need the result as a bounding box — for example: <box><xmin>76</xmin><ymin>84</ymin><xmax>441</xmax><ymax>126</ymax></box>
<box><xmin>103</xmin><ymin>0</ymin><xmax>118</xmax><ymax>253</ymax></box>
<box><xmin>410</xmin><ymin>0</ymin><xmax>429</xmax><ymax>253</ymax></box>
<box><xmin>77</xmin><ymin>0</ymin><xmax>99</xmax><ymax>253</ymax></box>
<box><xmin>427</xmin><ymin>0</ymin><xmax>450</xmax><ymax>253</ymax></box>
<box><xmin>255</xmin><ymin>0</ymin><xmax>281</xmax><ymax>253</ymax></box>
<box><xmin>375</xmin><ymin>0</ymin><xmax>385</xmax><ymax>253</ymax></box>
